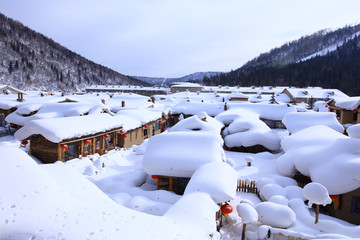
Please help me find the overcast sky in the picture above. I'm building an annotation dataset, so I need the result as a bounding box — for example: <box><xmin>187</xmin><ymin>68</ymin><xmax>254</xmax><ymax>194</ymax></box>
<box><xmin>0</xmin><ymin>0</ymin><xmax>359</xmax><ymax>78</ymax></box>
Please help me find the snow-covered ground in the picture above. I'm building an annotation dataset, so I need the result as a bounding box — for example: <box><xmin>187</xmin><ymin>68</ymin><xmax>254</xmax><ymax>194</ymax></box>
<box><xmin>1</xmin><ymin>132</ymin><xmax>359</xmax><ymax>239</ymax></box>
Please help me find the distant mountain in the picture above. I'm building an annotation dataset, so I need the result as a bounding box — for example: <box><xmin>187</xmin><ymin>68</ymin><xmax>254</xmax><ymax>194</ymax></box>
<box><xmin>0</xmin><ymin>13</ymin><xmax>146</xmax><ymax>92</ymax></box>
<box><xmin>204</xmin><ymin>24</ymin><xmax>360</xmax><ymax>96</ymax></box>
<box><xmin>132</xmin><ymin>71</ymin><xmax>221</xmax><ymax>86</ymax></box>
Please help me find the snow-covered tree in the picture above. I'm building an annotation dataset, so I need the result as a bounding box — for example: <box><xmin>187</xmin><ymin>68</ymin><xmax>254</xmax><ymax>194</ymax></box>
<box><xmin>303</xmin><ymin>182</ymin><xmax>331</xmax><ymax>224</ymax></box>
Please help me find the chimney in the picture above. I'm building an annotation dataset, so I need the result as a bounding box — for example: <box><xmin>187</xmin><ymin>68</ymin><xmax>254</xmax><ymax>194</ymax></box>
<box><xmin>17</xmin><ymin>92</ymin><xmax>24</xmax><ymax>102</ymax></box>
<box><xmin>121</xmin><ymin>101</ymin><xmax>125</xmax><ymax>107</ymax></box>
<box><xmin>101</xmin><ymin>99</ymin><xmax>106</xmax><ymax>105</ymax></box>
<box><xmin>224</xmin><ymin>102</ymin><xmax>228</xmax><ymax>111</ymax></box>
<box><xmin>151</xmin><ymin>97</ymin><xmax>155</xmax><ymax>104</ymax></box>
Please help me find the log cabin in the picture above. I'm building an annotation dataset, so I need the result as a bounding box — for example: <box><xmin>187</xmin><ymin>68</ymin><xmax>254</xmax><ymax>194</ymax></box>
<box><xmin>15</xmin><ymin>114</ymin><xmax>125</xmax><ymax>163</ymax></box>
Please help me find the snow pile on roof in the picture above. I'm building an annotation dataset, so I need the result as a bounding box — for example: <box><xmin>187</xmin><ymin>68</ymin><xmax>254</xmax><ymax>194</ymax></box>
<box><xmin>115</xmin><ymin>109</ymin><xmax>162</xmax><ymax>125</ymax></box>
<box><xmin>227</xmin><ymin>103</ymin><xmax>297</xmax><ymax>120</ymax></box>
<box><xmin>333</xmin><ymin>96</ymin><xmax>360</xmax><ymax>110</ymax></box>
<box><xmin>108</xmin><ymin>93</ymin><xmax>153</xmax><ymax>111</ymax></box>
<box><xmin>142</xmin><ymin>132</ymin><xmax>225</xmax><ymax>178</ymax></box>
<box><xmin>277</xmin><ymin>125</ymin><xmax>360</xmax><ymax>194</ymax></box>
<box><xmin>169</xmin><ymin>112</ymin><xmax>224</xmax><ymax>133</ymax></box>
<box><xmin>216</xmin><ymin>108</ymin><xmax>281</xmax><ymax>150</ymax></box>
<box><xmin>15</xmin><ymin>114</ymin><xmax>123</xmax><ymax>142</ymax></box>
<box><xmin>227</xmin><ymin>91</ymin><xmax>249</xmax><ymax>99</ymax></box>
<box><xmin>14</xmin><ymin>103</ymin><xmax>43</xmax><ymax>115</ymax></box>
<box><xmin>282</xmin><ymin>112</ymin><xmax>344</xmax><ymax>134</ymax></box>
<box><xmin>184</xmin><ymin>162</ymin><xmax>237</xmax><ymax>203</ymax></box>
<box><xmin>171</xmin><ymin>101</ymin><xmax>225</xmax><ymax>116</ymax></box>
<box><xmin>6</xmin><ymin>102</ymin><xmax>104</xmax><ymax>126</ymax></box>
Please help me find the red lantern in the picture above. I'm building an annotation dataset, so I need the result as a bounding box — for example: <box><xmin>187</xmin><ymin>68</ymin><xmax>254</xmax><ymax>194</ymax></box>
<box><xmin>123</xmin><ymin>134</ymin><xmax>128</xmax><ymax>138</ymax></box>
<box><xmin>151</xmin><ymin>175</ymin><xmax>159</xmax><ymax>179</ymax></box>
<box><xmin>7</xmin><ymin>110</ymin><xmax>11</xmax><ymax>114</ymax></box>
<box><xmin>105</xmin><ymin>134</ymin><xmax>110</xmax><ymax>139</ymax></box>
<box><xmin>61</xmin><ymin>145</ymin><xmax>68</xmax><ymax>151</ymax></box>
<box><xmin>120</xmin><ymin>130</ymin><xmax>125</xmax><ymax>134</ymax></box>
<box><xmin>330</xmin><ymin>194</ymin><xmax>339</xmax><ymax>200</ymax></box>
<box><xmin>340</xmin><ymin>108</ymin><xmax>344</xmax><ymax>111</ymax></box>
<box><xmin>21</xmin><ymin>140</ymin><xmax>28</xmax><ymax>145</ymax></box>
<box><xmin>325</xmin><ymin>105</ymin><xmax>328</xmax><ymax>108</ymax></box>
<box><xmin>353</xmin><ymin>109</ymin><xmax>358</xmax><ymax>113</ymax></box>
<box><xmin>227</xmin><ymin>147</ymin><xmax>232</xmax><ymax>150</ymax></box>
<box><xmin>159</xmin><ymin>121</ymin><xmax>163</xmax><ymax>124</ymax></box>
<box><xmin>164</xmin><ymin>118</ymin><xmax>168</xmax><ymax>121</ymax></box>
<box><xmin>144</xmin><ymin>125</ymin><xmax>148</xmax><ymax>128</ymax></box>
<box><xmin>85</xmin><ymin>140</ymin><xmax>91</xmax><ymax>145</ymax></box>
<box><xmin>221</xmin><ymin>203</ymin><xmax>233</xmax><ymax>217</ymax></box>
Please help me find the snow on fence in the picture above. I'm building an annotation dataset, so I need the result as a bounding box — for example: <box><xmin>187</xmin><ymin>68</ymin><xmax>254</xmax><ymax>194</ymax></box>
<box><xmin>272</xmin><ymin>232</ymin><xmax>306</xmax><ymax>240</ymax></box>
<box><xmin>236</xmin><ymin>179</ymin><xmax>258</xmax><ymax>194</ymax></box>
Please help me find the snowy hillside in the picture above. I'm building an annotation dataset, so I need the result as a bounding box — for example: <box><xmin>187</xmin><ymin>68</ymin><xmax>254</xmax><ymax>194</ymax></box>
<box><xmin>0</xmin><ymin>13</ymin><xmax>145</xmax><ymax>92</ymax></box>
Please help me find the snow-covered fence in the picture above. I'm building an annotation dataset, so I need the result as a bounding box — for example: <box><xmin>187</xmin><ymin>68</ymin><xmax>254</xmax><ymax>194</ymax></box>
<box><xmin>236</xmin><ymin>179</ymin><xmax>258</xmax><ymax>194</ymax></box>
<box><xmin>272</xmin><ymin>232</ymin><xmax>305</xmax><ymax>240</ymax></box>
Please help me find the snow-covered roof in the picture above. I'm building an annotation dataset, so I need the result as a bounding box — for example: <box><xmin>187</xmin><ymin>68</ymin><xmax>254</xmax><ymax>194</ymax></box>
<box><xmin>0</xmin><ymin>85</ymin><xmax>26</xmax><ymax>94</ymax></box>
<box><xmin>227</xmin><ymin>91</ymin><xmax>249</xmax><ymax>100</ymax></box>
<box><xmin>15</xmin><ymin>114</ymin><xmax>124</xmax><ymax>143</ymax></box>
<box><xmin>284</xmin><ymin>87</ymin><xmax>348</xmax><ymax>99</ymax></box>
<box><xmin>171</xmin><ymin>102</ymin><xmax>225</xmax><ymax>116</ymax></box>
<box><xmin>216</xmin><ymin>108</ymin><xmax>281</xmax><ymax>150</ymax></box>
<box><xmin>282</xmin><ymin>112</ymin><xmax>344</xmax><ymax>134</ymax></box>
<box><xmin>86</xmin><ymin>85</ymin><xmax>170</xmax><ymax>92</ymax></box>
<box><xmin>277</xmin><ymin>125</ymin><xmax>360</xmax><ymax>194</ymax></box>
<box><xmin>142</xmin><ymin>132</ymin><xmax>225</xmax><ymax>178</ymax></box>
<box><xmin>184</xmin><ymin>162</ymin><xmax>237</xmax><ymax>203</ymax></box>
<box><xmin>6</xmin><ymin>102</ymin><xmax>105</xmax><ymax>126</ymax></box>
<box><xmin>168</xmin><ymin>112</ymin><xmax>224</xmax><ymax>133</ymax></box>
<box><xmin>115</xmin><ymin>108</ymin><xmax>163</xmax><ymax>125</ymax></box>
<box><xmin>332</xmin><ymin>96</ymin><xmax>360</xmax><ymax>110</ymax></box>
<box><xmin>227</xmin><ymin>103</ymin><xmax>297</xmax><ymax>120</ymax></box>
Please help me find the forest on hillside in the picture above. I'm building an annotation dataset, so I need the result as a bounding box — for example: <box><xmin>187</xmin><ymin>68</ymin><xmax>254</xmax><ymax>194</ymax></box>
<box><xmin>204</xmin><ymin>35</ymin><xmax>360</xmax><ymax>96</ymax></box>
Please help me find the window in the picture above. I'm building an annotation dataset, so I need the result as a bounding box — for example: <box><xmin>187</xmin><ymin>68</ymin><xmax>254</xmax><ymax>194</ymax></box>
<box><xmin>96</xmin><ymin>140</ymin><xmax>101</xmax><ymax>149</ymax></box>
<box><xmin>155</xmin><ymin>122</ymin><xmax>160</xmax><ymax>131</ymax></box>
<box><xmin>143</xmin><ymin>129</ymin><xmax>148</xmax><ymax>137</ymax></box>
<box><xmin>84</xmin><ymin>144</ymin><xmax>89</xmax><ymax>153</ymax></box>
<box><xmin>351</xmin><ymin>196</ymin><xmax>360</xmax><ymax>215</ymax></box>
<box><xmin>0</xmin><ymin>113</ymin><xmax>5</xmax><ymax>127</ymax></box>
<box><xmin>353</xmin><ymin>112</ymin><xmax>358</xmax><ymax>123</ymax></box>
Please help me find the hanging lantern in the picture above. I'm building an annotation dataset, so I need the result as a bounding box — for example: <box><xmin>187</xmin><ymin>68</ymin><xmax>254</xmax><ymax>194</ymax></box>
<box><xmin>330</xmin><ymin>194</ymin><xmax>339</xmax><ymax>200</ymax></box>
<box><xmin>7</xmin><ymin>110</ymin><xmax>11</xmax><ymax>114</ymax></box>
<box><xmin>151</xmin><ymin>175</ymin><xmax>159</xmax><ymax>179</ymax></box>
<box><xmin>120</xmin><ymin>130</ymin><xmax>125</xmax><ymax>134</ymax></box>
<box><xmin>164</xmin><ymin>118</ymin><xmax>168</xmax><ymax>121</ymax></box>
<box><xmin>21</xmin><ymin>140</ymin><xmax>28</xmax><ymax>145</ymax></box>
<box><xmin>227</xmin><ymin>147</ymin><xmax>232</xmax><ymax>150</ymax></box>
<box><xmin>353</xmin><ymin>109</ymin><xmax>358</xmax><ymax>113</ymax></box>
<box><xmin>144</xmin><ymin>125</ymin><xmax>148</xmax><ymax>128</ymax></box>
<box><xmin>159</xmin><ymin>120</ymin><xmax>163</xmax><ymax>124</ymax></box>
<box><xmin>10</xmin><ymin>123</ymin><xmax>14</xmax><ymax>127</ymax></box>
<box><xmin>221</xmin><ymin>203</ymin><xmax>233</xmax><ymax>217</ymax></box>
<box><xmin>85</xmin><ymin>140</ymin><xmax>91</xmax><ymax>145</ymax></box>
<box><xmin>123</xmin><ymin>134</ymin><xmax>128</xmax><ymax>138</ymax></box>
<box><xmin>61</xmin><ymin>145</ymin><xmax>68</xmax><ymax>151</ymax></box>
<box><xmin>325</xmin><ymin>105</ymin><xmax>328</xmax><ymax>108</ymax></box>
<box><xmin>105</xmin><ymin>134</ymin><xmax>110</xmax><ymax>139</ymax></box>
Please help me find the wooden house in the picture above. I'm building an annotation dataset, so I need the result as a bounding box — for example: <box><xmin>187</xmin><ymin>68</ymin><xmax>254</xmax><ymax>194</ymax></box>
<box><xmin>327</xmin><ymin>98</ymin><xmax>360</xmax><ymax>126</ymax></box>
<box><xmin>114</xmin><ymin>109</ymin><xmax>170</xmax><ymax>149</ymax></box>
<box><xmin>15</xmin><ymin>114</ymin><xmax>125</xmax><ymax>163</ymax></box>
<box><xmin>227</xmin><ymin>92</ymin><xmax>249</xmax><ymax>102</ymax></box>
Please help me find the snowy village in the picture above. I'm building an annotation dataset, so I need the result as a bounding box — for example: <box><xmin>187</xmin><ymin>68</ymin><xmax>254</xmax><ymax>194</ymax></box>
<box><xmin>1</xmin><ymin>83</ymin><xmax>360</xmax><ymax>239</ymax></box>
